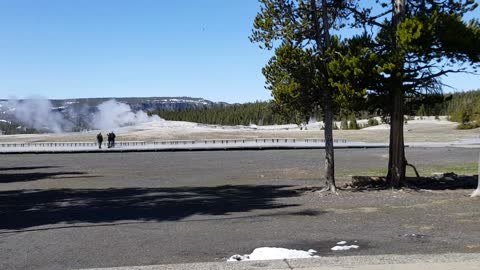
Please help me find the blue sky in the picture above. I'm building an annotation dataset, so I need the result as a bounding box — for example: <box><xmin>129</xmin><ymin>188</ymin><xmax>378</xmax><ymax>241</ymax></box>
<box><xmin>0</xmin><ymin>0</ymin><xmax>478</xmax><ymax>103</ymax></box>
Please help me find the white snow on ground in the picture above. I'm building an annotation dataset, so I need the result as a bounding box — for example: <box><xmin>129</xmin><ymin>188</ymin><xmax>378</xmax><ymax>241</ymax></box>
<box><xmin>227</xmin><ymin>247</ymin><xmax>319</xmax><ymax>262</ymax></box>
<box><xmin>472</xmin><ymin>188</ymin><xmax>480</xmax><ymax>197</ymax></box>
<box><xmin>331</xmin><ymin>245</ymin><xmax>359</xmax><ymax>251</ymax></box>
<box><xmin>362</xmin><ymin>124</ymin><xmax>390</xmax><ymax>130</ymax></box>
<box><xmin>116</xmin><ymin>116</ymin><xmax>457</xmax><ymax>134</ymax></box>
<box><xmin>331</xmin><ymin>241</ymin><xmax>360</xmax><ymax>251</ymax></box>
<box><xmin>361</xmin><ymin>116</ymin><xmax>454</xmax><ymax>130</ymax></box>
<box><xmin>472</xmin><ymin>153</ymin><xmax>480</xmax><ymax>198</ymax></box>
<box><xmin>110</xmin><ymin>118</ymin><xmax>309</xmax><ymax>136</ymax></box>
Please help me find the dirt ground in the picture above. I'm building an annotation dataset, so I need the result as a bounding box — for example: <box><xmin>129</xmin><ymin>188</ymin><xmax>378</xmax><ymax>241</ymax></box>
<box><xmin>0</xmin><ymin>148</ymin><xmax>479</xmax><ymax>270</ymax></box>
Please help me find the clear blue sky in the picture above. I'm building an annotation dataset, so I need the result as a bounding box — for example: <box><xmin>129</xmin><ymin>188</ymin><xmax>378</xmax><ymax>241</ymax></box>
<box><xmin>0</xmin><ymin>0</ymin><xmax>478</xmax><ymax>103</ymax></box>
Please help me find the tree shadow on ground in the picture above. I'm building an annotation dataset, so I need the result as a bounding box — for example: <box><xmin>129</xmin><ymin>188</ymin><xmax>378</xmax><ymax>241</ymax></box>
<box><xmin>344</xmin><ymin>175</ymin><xmax>478</xmax><ymax>191</ymax></box>
<box><xmin>0</xmin><ymin>171</ymin><xmax>98</xmax><ymax>183</ymax></box>
<box><xmin>406</xmin><ymin>175</ymin><xmax>478</xmax><ymax>190</ymax></box>
<box><xmin>0</xmin><ymin>185</ymin><xmax>301</xmax><ymax>230</ymax></box>
<box><xmin>0</xmin><ymin>166</ymin><xmax>60</xmax><ymax>171</ymax></box>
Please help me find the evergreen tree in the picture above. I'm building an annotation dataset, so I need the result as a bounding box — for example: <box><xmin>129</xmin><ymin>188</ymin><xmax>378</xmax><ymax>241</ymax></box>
<box><xmin>348</xmin><ymin>114</ymin><xmax>359</xmax><ymax>130</ymax></box>
<box><xmin>251</xmin><ymin>0</ymin><xmax>361</xmax><ymax>192</ymax></box>
<box><xmin>348</xmin><ymin>0</ymin><xmax>480</xmax><ymax>186</ymax></box>
<box><xmin>341</xmin><ymin>118</ymin><xmax>349</xmax><ymax>130</ymax></box>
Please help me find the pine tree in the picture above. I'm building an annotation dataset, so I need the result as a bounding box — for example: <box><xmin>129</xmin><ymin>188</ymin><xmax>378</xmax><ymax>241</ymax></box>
<box><xmin>251</xmin><ymin>0</ymin><xmax>361</xmax><ymax>192</ymax></box>
<box><xmin>348</xmin><ymin>1</ymin><xmax>480</xmax><ymax>186</ymax></box>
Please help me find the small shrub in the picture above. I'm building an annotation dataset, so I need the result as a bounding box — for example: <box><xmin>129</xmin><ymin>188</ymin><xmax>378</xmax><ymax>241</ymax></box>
<box><xmin>348</xmin><ymin>114</ymin><xmax>359</xmax><ymax>129</ymax></box>
<box><xmin>457</xmin><ymin>122</ymin><xmax>480</xmax><ymax>129</ymax></box>
<box><xmin>367</xmin><ymin>118</ymin><xmax>379</xmax><ymax>126</ymax></box>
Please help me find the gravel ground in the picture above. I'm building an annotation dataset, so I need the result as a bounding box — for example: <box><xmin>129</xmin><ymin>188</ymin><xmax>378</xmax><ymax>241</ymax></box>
<box><xmin>0</xmin><ymin>148</ymin><xmax>479</xmax><ymax>270</ymax></box>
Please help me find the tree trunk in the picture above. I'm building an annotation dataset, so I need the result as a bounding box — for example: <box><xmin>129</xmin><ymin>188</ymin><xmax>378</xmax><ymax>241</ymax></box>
<box><xmin>387</xmin><ymin>0</ymin><xmax>407</xmax><ymax>187</ymax></box>
<box><xmin>322</xmin><ymin>0</ymin><xmax>336</xmax><ymax>191</ymax></box>
<box><xmin>387</xmin><ymin>87</ymin><xmax>406</xmax><ymax>187</ymax></box>
<box><xmin>323</xmin><ymin>93</ymin><xmax>336</xmax><ymax>192</ymax></box>
<box><xmin>310</xmin><ymin>0</ymin><xmax>337</xmax><ymax>192</ymax></box>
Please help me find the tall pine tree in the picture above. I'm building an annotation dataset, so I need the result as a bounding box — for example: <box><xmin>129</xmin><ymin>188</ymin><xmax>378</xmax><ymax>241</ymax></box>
<box><xmin>348</xmin><ymin>0</ymin><xmax>480</xmax><ymax>186</ymax></box>
<box><xmin>251</xmin><ymin>0</ymin><xmax>359</xmax><ymax>192</ymax></box>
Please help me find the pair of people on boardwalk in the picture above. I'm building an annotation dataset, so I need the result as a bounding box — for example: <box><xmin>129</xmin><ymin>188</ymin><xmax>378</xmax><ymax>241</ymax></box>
<box><xmin>96</xmin><ymin>131</ymin><xmax>116</xmax><ymax>149</ymax></box>
<box><xmin>107</xmin><ymin>132</ymin><xmax>116</xmax><ymax>148</ymax></box>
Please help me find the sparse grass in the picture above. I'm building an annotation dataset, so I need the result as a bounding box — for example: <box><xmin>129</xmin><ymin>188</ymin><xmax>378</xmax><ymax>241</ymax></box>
<box><xmin>457</xmin><ymin>122</ymin><xmax>480</xmax><ymax>129</ymax></box>
<box><xmin>337</xmin><ymin>163</ymin><xmax>478</xmax><ymax>178</ymax></box>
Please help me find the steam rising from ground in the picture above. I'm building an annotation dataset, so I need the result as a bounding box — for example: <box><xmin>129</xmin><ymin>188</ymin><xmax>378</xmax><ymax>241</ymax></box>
<box><xmin>7</xmin><ymin>98</ymin><xmax>73</xmax><ymax>133</ymax></box>
<box><xmin>92</xmin><ymin>100</ymin><xmax>161</xmax><ymax>130</ymax></box>
<box><xmin>6</xmin><ymin>97</ymin><xmax>161</xmax><ymax>133</ymax></box>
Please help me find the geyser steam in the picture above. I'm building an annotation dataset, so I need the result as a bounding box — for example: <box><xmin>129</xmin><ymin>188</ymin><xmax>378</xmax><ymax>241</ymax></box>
<box><xmin>6</xmin><ymin>97</ymin><xmax>161</xmax><ymax>133</ymax></box>
<box><xmin>91</xmin><ymin>99</ymin><xmax>161</xmax><ymax>130</ymax></box>
<box><xmin>7</xmin><ymin>98</ymin><xmax>73</xmax><ymax>133</ymax></box>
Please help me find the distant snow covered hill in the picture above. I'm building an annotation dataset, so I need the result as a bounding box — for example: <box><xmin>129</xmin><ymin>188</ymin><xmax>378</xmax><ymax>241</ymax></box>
<box><xmin>0</xmin><ymin>97</ymin><xmax>224</xmax><ymax>114</ymax></box>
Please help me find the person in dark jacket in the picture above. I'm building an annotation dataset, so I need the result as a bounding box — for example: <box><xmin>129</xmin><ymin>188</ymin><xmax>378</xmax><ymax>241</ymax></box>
<box><xmin>110</xmin><ymin>132</ymin><xmax>116</xmax><ymax>148</ymax></box>
<box><xmin>96</xmin><ymin>132</ymin><xmax>103</xmax><ymax>149</ymax></box>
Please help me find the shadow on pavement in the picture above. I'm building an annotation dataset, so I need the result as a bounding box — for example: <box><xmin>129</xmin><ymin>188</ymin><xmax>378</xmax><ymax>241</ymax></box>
<box><xmin>0</xmin><ymin>166</ymin><xmax>60</xmax><ymax>171</ymax></box>
<box><xmin>0</xmin><ymin>185</ymin><xmax>301</xmax><ymax>230</ymax></box>
<box><xmin>0</xmin><ymin>171</ymin><xmax>97</xmax><ymax>183</ymax></box>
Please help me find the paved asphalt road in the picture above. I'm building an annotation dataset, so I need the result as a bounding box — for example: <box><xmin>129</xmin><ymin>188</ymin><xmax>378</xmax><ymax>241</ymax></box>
<box><xmin>0</xmin><ymin>148</ymin><xmax>479</xmax><ymax>270</ymax></box>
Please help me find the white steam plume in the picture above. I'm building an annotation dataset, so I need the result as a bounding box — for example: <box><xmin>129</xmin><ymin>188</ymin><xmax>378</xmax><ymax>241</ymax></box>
<box><xmin>5</xmin><ymin>97</ymin><xmax>161</xmax><ymax>133</ymax></box>
<box><xmin>6</xmin><ymin>97</ymin><xmax>73</xmax><ymax>133</ymax></box>
<box><xmin>90</xmin><ymin>99</ymin><xmax>161</xmax><ymax>130</ymax></box>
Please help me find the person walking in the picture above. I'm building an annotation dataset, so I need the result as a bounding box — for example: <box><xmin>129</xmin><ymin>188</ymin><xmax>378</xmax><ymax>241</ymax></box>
<box><xmin>107</xmin><ymin>132</ymin><xmax>111</xmax><ymax>148</ymax></box>
<box><xmin>110</xmin><ymin>131</ymin><xmax>116</xmax><ymax>148</ymax></box>
<box><xmin>96</xmin><ymin>132</ymin><xmax>103</xmax><ymax>149</ymax></box>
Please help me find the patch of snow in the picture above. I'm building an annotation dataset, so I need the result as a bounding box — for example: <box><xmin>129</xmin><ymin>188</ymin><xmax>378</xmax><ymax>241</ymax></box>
<box><xmin>472</xmin><ymin>153</ymin><xmax>480</xmax><ymax>198</ymax></box>
<box><xmin>331</xmin><ymin>245</ymin><xmax>359</xmax><ymax>251</ymax></box>
<box><xmin>362</xmin><ymin>124</ymin><xmax>390</xmax><ymax>130</ymax></box>
<box><xmin>227</xmin><ymin>247</ymin><xmax>319</xmax><ymax>262</ymax></box>
<box><xmin>331</xmin><ymin>240</ymin><xmax>359</xmax><ymax>251</ymax></box>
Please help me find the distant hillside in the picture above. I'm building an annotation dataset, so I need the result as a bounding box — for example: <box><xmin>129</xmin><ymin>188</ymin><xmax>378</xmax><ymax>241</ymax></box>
<box><xmin>45</xmin><ymin>97</ymin><xmax>224</xmax><ymax>111</ymax></box>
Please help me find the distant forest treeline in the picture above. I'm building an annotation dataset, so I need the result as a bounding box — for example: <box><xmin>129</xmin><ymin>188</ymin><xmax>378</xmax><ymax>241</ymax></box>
<box><xmin>0</xmin><ymin>122</ymin><xmax>39</xmax><ymax>135</ymax></box>
<box><xmin>152</xmin><ymin>102</ymin><xmax>301</xmax><ymax>126</ymax></box>
<box><xmin>154</xmin><ymin>90</ymin><xmax>480</xmax><ymax>128</ymax></box>
<box><xmin>445</xmin><ymin>90</ymin><xmax>480</xmax><ymax>128</ymax></box>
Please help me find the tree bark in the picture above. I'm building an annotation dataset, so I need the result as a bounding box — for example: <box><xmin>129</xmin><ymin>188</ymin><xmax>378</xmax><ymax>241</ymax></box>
<box><xmin>308</xmin><ymin>0</ymin><xmax>336</xmax><ymax>191</ymax></box>
<box><xmin>323</xmin><ymin>91</ymin><xmax>336</xmax><ymax>191</ymax></box>
<box><xmin>387</xmin><ymin>0</ymin><xmax>407</xmax><ymax>187</ymax></box>
<box><xmin>387</xmin><ymin>87</ymin><xmax>406</xmax><ymax>187</ymax></box>
<box><xmin>321</xmin><ymin>0</ymin><xmax>336</xmax><ymax>191</ymax></box>
<box><xmin>310</xmin><ymin>0</ymin><xmax>337</xmax><ymax>191</ymax></box>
